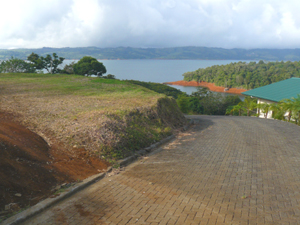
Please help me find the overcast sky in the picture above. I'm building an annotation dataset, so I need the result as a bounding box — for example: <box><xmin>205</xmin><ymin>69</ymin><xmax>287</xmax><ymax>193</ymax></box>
<box><xmin>1</xmin><ymin>0</ymin><xmax>300</xmax><ymax>49</ymax></box>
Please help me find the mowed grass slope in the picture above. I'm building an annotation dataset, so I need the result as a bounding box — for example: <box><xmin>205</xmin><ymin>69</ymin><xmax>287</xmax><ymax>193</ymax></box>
<box><xmin>0</xmin><ymin>73</ymin><xmax>186</xmax><ymax>159</ymax></box>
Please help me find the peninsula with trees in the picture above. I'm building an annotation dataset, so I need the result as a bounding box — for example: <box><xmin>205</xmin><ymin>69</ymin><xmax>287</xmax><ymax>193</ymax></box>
<box><xmin>181</xmin><ymin>60</ymin><xmax>300</xmax><ymax>90</ymax></box>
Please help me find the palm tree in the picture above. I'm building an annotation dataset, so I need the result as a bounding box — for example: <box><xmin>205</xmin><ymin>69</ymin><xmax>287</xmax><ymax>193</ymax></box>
<box><xmin>233</xmin><ymin>104</ymin><xmax>243</xmax><ymax>116</ymax></box>
<box><xmin>279</xmin><ymin>99</ymin><xmax>294</xmax><ymax>122</ymax></box>
<box><xmin>258</xmin><ymin>103</ymin><xmax>271</xmax><ymax>118</ymax></box>
<box><xmin>226</xmin><ymin>104</ymin><xmax>243</xmax><ymax>116</ymax></box>
<box><xmin>225</xmin><ymin>106</ymin><xmax>233</xmax><ymax>116</ymax></box>
<box><xmin>291</xmin><ymin>94</ymin><xmax>300</xmax><ymax>125</ymax></box>
<box><xmin>270</xmin><ymin>103</ymin><xmax>285</xmax><ymax>120</ymax></box>
<box><xmin>241</xmin><ymin>97</ymin><xmax>257</xmax><ymax>116</ymax></box>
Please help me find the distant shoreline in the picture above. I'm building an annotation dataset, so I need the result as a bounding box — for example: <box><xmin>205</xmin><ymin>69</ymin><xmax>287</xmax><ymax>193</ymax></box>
<box><xmin>164</xmin><ymin>80</ymin><xmax>248</xmax><ymax>94</ymax></box>
<box><xmin>1</xmin><ymin>46</ymin><xmax>300</xmax><ymax>61</ymax></box>
<box><xmin>96</xmin><ymin>59</ymin><xmax>250</xmax><ymax>60</ymax></box>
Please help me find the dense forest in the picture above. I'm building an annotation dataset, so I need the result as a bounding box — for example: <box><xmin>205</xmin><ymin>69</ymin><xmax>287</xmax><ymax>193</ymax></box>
<box><xmin>183</xmin><ymin>60</ymin><xmax>300</xmax><ymax>89</ymax></box>
<box><xmin>2</xmin><ymin>47</ymin><xmax>300</xmax><ymax>60</ymax></box>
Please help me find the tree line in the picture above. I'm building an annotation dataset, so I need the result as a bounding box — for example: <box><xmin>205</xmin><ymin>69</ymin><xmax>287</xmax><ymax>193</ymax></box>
<box><xmin>183</xmin><ymin>60</ymin><xmax>300</xmax><ymax>89</ymax></box>
<box><xmin>227</xmin><ymin>95</ymin><xmax>300</xmax><ymax>126</ymax></box>
<box><xmin>176</xmin><ymin>87</ymin><xmax>242</xmax><ymax>115</ymax></box>
<box><xmin>126</xmin><ymin>80</ymin><xmax>183</xmax><ymax>99</ymax></box>
<box><xmin>0</xmin><ymin>53</ymin><xmax>107</xmax><ymax>77</ymax></box>
<box><xmin>122</xmin><ymin>81</ymin><xmax>243</xmax><ymax>116</ymax></box>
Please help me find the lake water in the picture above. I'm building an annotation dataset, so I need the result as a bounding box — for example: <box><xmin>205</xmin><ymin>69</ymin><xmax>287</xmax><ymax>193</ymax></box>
<box><xmin>64</xmin><ymin>59</ymin><xmax>251</xmax><ymax>98</ymax></box>
<box><xmin>101</xmin><ymin>59</ymin><xmax>252</xmax><ymax>83</ymax></box>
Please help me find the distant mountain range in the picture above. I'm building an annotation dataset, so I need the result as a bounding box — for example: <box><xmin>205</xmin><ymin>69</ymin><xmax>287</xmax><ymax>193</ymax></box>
<box><xmin>1</xmin><ymin>46</ymin><xmax>300</xmax><ymax>60</ymax></box>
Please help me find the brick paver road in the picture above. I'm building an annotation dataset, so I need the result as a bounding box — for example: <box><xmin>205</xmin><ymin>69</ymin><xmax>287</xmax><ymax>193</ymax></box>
<box><xmin>23</xmin><ymin>116</ymin><xmax>300</xmax><ymax>224</ymax></box>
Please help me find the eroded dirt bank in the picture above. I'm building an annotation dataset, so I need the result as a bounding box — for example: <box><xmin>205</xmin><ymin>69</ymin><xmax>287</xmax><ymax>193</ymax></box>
<box><xmin>0</xmin><ymin>112</ymin><xmax>109</xmax><ymax>216</ymax></box>
<box><xmin>0</xmin><ymin>97</ymin><xmax>186</xmax><ymax>219</ymax></box>
<box><xmin>0</xmin><ymin>74</ymin><xmax>187</xmax><ymax>220</ymax></box>
<box><xmin>165</xmin><ymin>80</ymin><xmax>247</xmax><ymax>94</ymax></box>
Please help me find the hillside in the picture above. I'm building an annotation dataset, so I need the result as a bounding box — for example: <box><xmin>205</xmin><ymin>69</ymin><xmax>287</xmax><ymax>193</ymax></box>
<box><xmin>0</xmin><ymin>74</ymin><xmax>186</xmax><ymax>216</ymax></box>
<box><xmin>1</xmin><ymin>46</ymin><xmax>300</xmax><ymax>60</ymax></box>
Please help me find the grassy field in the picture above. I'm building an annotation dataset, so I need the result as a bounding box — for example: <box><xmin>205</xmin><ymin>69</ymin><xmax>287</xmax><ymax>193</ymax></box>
<box><xmin>0</xmin><ymin>73</ymin><xmax>186</xmax><ymax>159</ymax></box>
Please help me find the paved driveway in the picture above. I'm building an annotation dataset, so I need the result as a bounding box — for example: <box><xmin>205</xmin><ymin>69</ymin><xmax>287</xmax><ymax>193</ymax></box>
<box><xmin>23</xmin><ymin>116</ymin><xmax>300</xmax><ymax>224</ymax></box>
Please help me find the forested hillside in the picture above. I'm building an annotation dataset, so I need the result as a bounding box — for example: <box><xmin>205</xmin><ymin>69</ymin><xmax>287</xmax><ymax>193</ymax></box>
<box><xmin>2</xmin><ymin>47</ymin><xmax>300</xmax><ymax>60</ymax></box>
<box><xmin>183</xmin><ymin>60</ymin><xmax>300</xmax><ymax>89</ymax></box>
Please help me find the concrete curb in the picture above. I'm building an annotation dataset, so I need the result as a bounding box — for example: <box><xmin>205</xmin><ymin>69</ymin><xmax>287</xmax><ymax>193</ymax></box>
<box><xmin>118</xmin><ymin>134</ymin><xmax>175</xmax><ymax>167</ymax></box>
<box><xmin>118</xmin><ymin>119</ymin><xmax>194</xmax><ymax>167</ymax></box>
<box><xmin>1</xmin><ymin>121</ymin><xmax>195</xmax><ymax>225</ymax></box>
<box><xmin>1</xmin><ymin>167</ymin><xmax>113</xmax><ymax>225</ymax></box>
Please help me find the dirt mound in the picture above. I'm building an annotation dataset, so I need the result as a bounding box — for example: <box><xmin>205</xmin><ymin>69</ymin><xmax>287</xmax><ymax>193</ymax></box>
<box><xmin>0</xmin><ymin>112</ymin><xmax>109</xmax><ymax>215</ymax></box>
<box><xmin>165</xmin><ymin>80</ymin><xmax>247</xmax><ymax>94</ymax></box>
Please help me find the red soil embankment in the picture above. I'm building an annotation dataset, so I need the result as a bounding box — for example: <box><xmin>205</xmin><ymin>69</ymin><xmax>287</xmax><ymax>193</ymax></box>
<box><xmin>0</xmin><ymin>111</ymin><xmax>109</xmax><ymax>214</ymax></box>
<box><xmin>165</xmin><ymin>80</ymin><xmax>247</xmax><ymax>94</ymax></box>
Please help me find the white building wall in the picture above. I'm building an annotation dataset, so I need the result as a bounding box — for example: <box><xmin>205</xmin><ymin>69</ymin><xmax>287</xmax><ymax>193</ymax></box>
<box><xmin>257</xmin><ymin>99</ymin><xmax>276</xmax><ymax>119</ymax></box>
<box><xmin>257</xmin><ymin>98</ymin><xmax>290</xmax><ymax>119</ymax></box>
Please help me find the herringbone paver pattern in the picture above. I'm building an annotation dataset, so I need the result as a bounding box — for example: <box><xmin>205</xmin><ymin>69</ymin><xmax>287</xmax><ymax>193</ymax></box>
<box><xmin>23</xmin><ymin>116</ymin><xmax>300</xmax><ymax>224</ymax></box>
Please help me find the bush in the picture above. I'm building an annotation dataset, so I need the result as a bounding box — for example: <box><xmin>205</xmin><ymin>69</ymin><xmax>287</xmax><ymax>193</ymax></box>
<box><xmin>0</xmin><ymin>57</ymin><xmax>35</xmax><ymax>73</ymax></box>
<box><xmin>103</xmin><ymin>74</ymin><xmax>116</xmax><ymax>79</ymax></box>
<box><xmin>176</xmin><ymin>94</ymin><xmax>190</xmax><ymax>114</ymax></box>
<box><xmin>73</xmin><ymin>56</ymin><xmax>106</xmax><ymax>77</ymax></box>
<box><xmin>189</xmin><ymin>97</ymin><xmax>203</xmax><ymax>114</ymax></box>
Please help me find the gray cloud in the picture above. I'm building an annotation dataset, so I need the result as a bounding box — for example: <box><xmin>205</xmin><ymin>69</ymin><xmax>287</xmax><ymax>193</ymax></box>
<box><xmin>0</xmin><ymin>0</ymin><xmax>300</xmax><ymax>49</ymax></box>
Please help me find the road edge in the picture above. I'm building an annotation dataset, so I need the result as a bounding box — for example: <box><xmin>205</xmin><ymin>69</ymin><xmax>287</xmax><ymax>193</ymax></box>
<box><xmin>1</xmin><ymin>120</ymin><xmax>194</xmax><ymax>225</ymax></box>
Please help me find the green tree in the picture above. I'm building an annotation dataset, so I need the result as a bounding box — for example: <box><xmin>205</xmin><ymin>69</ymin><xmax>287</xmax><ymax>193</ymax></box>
<box><xmin>190</xmin><ymin>87</ymin><xmax>242</xmax><ymax>115</ymax></box>
<box><xmin>27</xmin><ymin>52</ymin><xmax>65</xmax><ymax>74</ymax></box>
<box><xmin>200</xmin><ymin>93</ymin><xmax>224</xmax><ymax>115</ymax></box>
<box><xmin>188</xmin><ymin>97</ymin><xmax>203</xmax><ymax>114</ymax></box>
<box><xmin>27</xmin><ymin>52</ymin><xmax>44</xmax><ymax>70</ymax></box>
<box><xmin>258</xmin><ymin>103</ymin><xmax>271</xmax><ymax>118</ymax></box>
<box><xmin>176</xmin><ymin>94</ymin><xmax>190</xmax><ymax>114</ymax></box>
<box><xmin>226</xmin><ymin>106</ymin><xmax>234</xmax><ymax>115</ymax></box>
<box><xmin>62</xmin><ymin>61</ymin><xmax>75</xmax><ymax>74</ymax></box>
<box><xmin>103</xmin><ymin>74</ymin><xmax>116</xmax><ymax>79</ymax></box>
<box><xmin>279</xmin><ymin>99</ymin><xmax>294</xmax><ymax>122</ymax></box>
<box><xmin>73</xmin><ymin>56</ymin><xmax>106</xmax><ymax>77</ymax></box>
<box><xmin>241</xmin><ymin>97</ymin><xmax>257</xmax><ymax>116</ymax></box>
<box><xmin>226</xmin><ymin>104</ymin><xmax>243</xmax><ymax>116</ymax></box>
<box><xmin>291</xmin><ymin>94</ymin><xmax>300</xmax><ymax>125</ymax></box>
<box><xmin>233</xmin><ymin>104</ymin><xmax>243</xmax><ymax>116</ymax></box>
<box><xmin>269</xmin><ymin>103</ymin><xmax>285</xmax><ymax>120</ymax></box>
<box><xmin>190</xmin><ymin>87</ymin><xmax>211</xmax><ymax>98</ymax></box>
<box><xmin>0</xmin><ymin>57</ymin><xmax>35</xmax><ymax>73</ymax></box>
<box><xmin>222</xmin><ymin>95</ymin><xmax>242</xmax><ymax>113</ymax></box>
<box><xmin>42</xmin><ymin>53</ymin><xmax>65</xmax><ymax>74</ymax></box>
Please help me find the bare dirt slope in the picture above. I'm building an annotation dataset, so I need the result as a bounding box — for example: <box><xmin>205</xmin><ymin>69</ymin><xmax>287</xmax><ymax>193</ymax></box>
<box><xmin>0</xmin><ymin>111</ymin><xmax>109</xmax><ymax>214</ymax></box>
